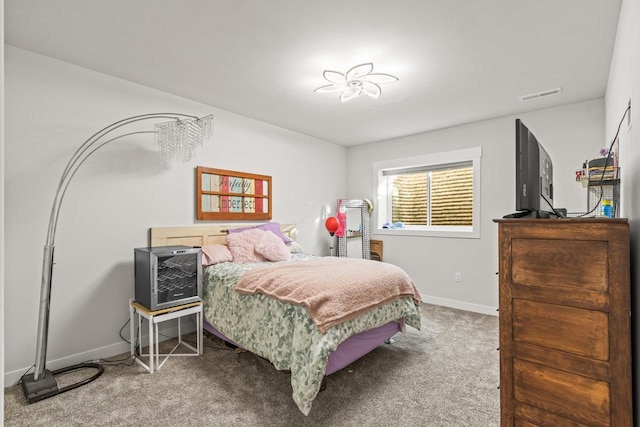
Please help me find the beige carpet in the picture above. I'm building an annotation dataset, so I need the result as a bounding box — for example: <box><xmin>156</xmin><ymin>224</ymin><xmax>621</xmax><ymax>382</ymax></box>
<box><xmin>4</xmin><ymin>304</ymin><xmax>500</xmax><ymax>426</ymax></box>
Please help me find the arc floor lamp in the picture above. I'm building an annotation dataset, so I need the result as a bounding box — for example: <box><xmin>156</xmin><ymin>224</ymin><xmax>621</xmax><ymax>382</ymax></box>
<box><xmin>21</xmin><ymin>113</ymin><xmax>214</xmax><ymax>403</ymax></box>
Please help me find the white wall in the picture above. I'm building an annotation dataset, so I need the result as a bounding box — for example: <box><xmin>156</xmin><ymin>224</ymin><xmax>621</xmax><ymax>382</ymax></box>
<box><xmin>347</xmin><ymin>99</ymin><xmax>605</xmax><ymax>313</ymax></box>
<box><xmin>607</xmin><ymin>0</ymin><xmax>636</xmax><ymax>219</ymax></box>
<box><xmin>1</xmin><ymin>0</ymin><xmax>6</xmax><ymax>422</ymax></box>
<box><xmin>605</xmin><ymin>0</ymin><xmax>639</xmax><ymax>422</ymax></box>
<box><xmin>3</xmin><ymin>46</ymin><xmax>347</xmax><ymax>384</ymax></box>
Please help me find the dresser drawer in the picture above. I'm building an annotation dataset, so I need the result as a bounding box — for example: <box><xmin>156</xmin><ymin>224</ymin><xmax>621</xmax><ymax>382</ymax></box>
<box><xmin>512</xmin><ymin>299</ymin><xmax>609</xmax><ymax>360</ymax></box>
<box><xmin>511</xmin><ymin>238</ymin><xmax>608</xmax><ymax>291</ymax></box>
<box><xmin>514</xmin><ymin>359</ymin><xmax>610</xmax><ymax>425</ymax></box>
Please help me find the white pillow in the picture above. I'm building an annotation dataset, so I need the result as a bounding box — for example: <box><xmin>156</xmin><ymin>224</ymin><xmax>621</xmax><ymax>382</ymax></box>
<box><xmin>286</xmin><ymin>240</ymin><xmax>305</xmax><ymax>254</ymax></box>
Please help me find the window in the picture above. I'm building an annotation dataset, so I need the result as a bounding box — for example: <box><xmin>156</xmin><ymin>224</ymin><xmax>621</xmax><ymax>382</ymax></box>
<box><xmin>374</xmin><ymin>147</ymin><xmax>481</xmax><ymax>238</ymax></box>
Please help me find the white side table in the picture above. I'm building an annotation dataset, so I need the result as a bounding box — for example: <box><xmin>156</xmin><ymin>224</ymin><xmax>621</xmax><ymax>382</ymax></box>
<box><xmin>129</xmin><ymin>298</ymin><xmax>203</xmax><ymax>373</ymax></box>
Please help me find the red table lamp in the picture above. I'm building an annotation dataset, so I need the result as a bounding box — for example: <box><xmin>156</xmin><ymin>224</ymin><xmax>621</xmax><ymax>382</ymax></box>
<box><xmin>324</xmin><ymin>216</ymin><xmax>339</xmax><ymax>255</ymax></box>
<box><xmin>325</xmin><ymin>216</ymin><xmax>339</xmax><ymax>236</ymax></box>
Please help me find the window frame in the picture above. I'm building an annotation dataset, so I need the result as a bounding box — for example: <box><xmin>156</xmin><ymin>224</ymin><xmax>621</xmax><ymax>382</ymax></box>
<box><xmin>373</xmin><ymin>147</ymin><xmax>482</xmax><ymax>239</ymax></box>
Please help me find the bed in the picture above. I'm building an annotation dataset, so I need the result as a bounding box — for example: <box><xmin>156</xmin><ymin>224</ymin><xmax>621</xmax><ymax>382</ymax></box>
<box><xmin>150</xmin><ymin>224</ymin><xmax>422</xmax><ymax>415</ymax></box>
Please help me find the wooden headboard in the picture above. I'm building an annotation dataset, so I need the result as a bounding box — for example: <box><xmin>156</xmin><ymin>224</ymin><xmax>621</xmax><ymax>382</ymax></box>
<box><xmin>149</xmin><ymin>224</ymin><xmax>296</xmax><ymax>247</ymax></box>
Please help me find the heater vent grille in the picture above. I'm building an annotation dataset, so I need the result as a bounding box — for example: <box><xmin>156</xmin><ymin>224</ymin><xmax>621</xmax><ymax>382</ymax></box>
<box><xmin>519</xmin><ymin>88</ymin><xmax>562</xmax><ymax>102</ymax></box>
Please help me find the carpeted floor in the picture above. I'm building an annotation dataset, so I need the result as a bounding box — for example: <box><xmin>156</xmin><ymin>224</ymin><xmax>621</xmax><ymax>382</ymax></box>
<box><xmin>4</xmin><ymin>304</ymin><xmax>500</xmax><ymax>426</ymax></box>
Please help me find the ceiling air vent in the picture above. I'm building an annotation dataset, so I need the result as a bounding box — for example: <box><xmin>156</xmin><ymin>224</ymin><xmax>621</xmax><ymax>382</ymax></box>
<box><xmin>519</xmin><ymin>88</ymin><xmax>562</xmax><ymax>102</ymax></box>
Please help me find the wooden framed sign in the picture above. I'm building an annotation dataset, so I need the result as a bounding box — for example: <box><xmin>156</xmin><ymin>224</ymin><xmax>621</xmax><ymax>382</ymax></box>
<box><xmin>196</xmin><ymin>166</ymin><xmax>272</xmax><ymax>220</ymax></box>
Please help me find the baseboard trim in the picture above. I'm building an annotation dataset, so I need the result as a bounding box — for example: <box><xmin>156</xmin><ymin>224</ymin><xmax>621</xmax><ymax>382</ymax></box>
<box><xmin>5</xmin><ymin>323</ymin><xmax>195</xmax><ymax>386</ymax></box>
<box><xmin>421</xmin><ymin>295</ymin><xmax>498</xmax><ymax>316</ymax></box>
<box><xmin>5</xmin><ymin>340</ymin><xmax>129</xmax><ymax>386</ymax></box>
<box><xmin>6</xmin><ymin>299</ymin><xmax>494</xmax><ymax>385</ymax></box>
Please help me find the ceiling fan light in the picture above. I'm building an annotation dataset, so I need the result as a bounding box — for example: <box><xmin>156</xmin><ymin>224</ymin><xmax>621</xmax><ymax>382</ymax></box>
<box><xmin>346</xmin><ymin>63</ymin><xmax>374</xmax><ymax>81</ymax></box>
<box><xmin>315</xmin><ymin>62</ymin><xmax>397</xmax><ymax>102</ymax></box>
<box><xmin>322</xmin><ymin>70</ymin><xmax>346</xmax><ymax>84</ymax></box>
<box><xmin>362</xmin><ymin>83</ymin><xmax>382</xmax><ymax>99</ymax></box>
<box><xmin>361</xmin><ymin>73</ymin><xmax>399</xmax><ymax>84</ymax></box>
<box><xmin>314</xmin><ymin>84</ymin><xmax>344</xmax><ymax>93</ymax></box>
<box><xmin>340</xmin><ymin>87</ymin><xmax>362</xmax><ymax>102</ymax></box>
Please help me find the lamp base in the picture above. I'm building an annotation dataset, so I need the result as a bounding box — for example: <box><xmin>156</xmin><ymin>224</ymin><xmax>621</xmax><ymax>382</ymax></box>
<box><xmin>21</xmin><ymin>370</ymin><xmax>59</xmax><ymax>403</ymax></box>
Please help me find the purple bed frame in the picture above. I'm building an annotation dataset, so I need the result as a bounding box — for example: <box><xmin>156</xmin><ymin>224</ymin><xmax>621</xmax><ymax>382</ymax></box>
<box><xmin>203</xmin><ymin>319</ymin><xmax>401</xmax><ymax>375</ymax></box>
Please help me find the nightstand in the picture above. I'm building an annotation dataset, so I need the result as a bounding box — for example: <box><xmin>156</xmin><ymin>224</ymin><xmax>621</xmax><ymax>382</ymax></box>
<box><xmin>370</xmin><ymin>239</ymin><xmax>383</xmax><ymax>261</ymax></box>
<box><xmin>129</xmin><ymin>299</ymin><xmax>203</xmax><ymax>373</ymax></box>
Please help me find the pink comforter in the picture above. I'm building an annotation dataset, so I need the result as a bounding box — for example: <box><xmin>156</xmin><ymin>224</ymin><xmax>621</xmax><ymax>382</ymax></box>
<box><xmin>235</xmin><ymin>257</ymin><xmax>421</xmax><ymax>333</ymax></box>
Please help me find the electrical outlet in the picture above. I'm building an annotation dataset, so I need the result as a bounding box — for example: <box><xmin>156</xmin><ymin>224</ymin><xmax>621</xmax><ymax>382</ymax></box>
<box><xmin>455</xmin><ymin>272</ymin><xmax>462</xmax><ymax>282</ymax></box>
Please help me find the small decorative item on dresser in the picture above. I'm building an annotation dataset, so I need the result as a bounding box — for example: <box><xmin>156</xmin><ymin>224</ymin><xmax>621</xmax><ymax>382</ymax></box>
<box><xmin>601</xmin><ymin>199</ymin><xmax>613</xmax><ymax>218</ymax></box>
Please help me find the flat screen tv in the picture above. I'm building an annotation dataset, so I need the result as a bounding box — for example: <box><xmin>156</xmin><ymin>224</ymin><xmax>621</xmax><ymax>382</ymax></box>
<box><xmin>505</xmin><ymin>119</ymin><xmax>558</xmax><ymax>218</ymax></box>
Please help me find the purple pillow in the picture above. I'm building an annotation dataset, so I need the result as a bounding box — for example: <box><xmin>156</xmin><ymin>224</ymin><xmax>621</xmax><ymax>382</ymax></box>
<box><xmin>228</xmin><ymin>222</ymin><xmax>293</xmax><ymax>244</ymax></box>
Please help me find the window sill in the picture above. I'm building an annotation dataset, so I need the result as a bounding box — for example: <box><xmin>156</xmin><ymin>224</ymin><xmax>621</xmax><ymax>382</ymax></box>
<box><xmin>374</xmin><ymin>227</ymin><xmax>480</xmax><ymax>239</ymax></box>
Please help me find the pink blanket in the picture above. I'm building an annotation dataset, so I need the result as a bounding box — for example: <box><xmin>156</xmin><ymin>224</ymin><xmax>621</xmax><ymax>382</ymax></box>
<box><xmin>235</xmin><ymin>257</ymin><xmax>421</xmax><ymax>333</ymax></box>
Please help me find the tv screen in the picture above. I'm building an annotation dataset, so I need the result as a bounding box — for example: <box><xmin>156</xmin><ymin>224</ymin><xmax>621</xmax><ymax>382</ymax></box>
<box><xmin>509</xmin><ymin>119</ymin><xmax>556</xmax><ymax>218</ymax></box>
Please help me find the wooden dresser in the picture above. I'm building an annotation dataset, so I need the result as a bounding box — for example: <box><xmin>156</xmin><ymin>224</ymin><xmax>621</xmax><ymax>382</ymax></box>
<box><xmin>495</xmin><ymin>218</ymin><xmax>631</xmax><ymax>426</ymax></box>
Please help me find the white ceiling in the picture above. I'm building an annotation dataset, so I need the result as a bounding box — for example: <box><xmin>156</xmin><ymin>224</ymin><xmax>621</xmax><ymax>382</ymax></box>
<box><xmin>5</xmin><ymin>0</ymin><xmax>623</xmax><ymax>146</ymax></box>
